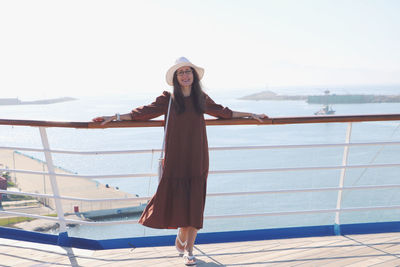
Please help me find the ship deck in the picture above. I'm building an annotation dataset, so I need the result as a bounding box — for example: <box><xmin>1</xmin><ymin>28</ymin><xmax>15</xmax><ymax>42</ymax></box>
<box><xmin>2</xmin><ymin>116</ymin><xmax>400</xmax><ymax>266</ymax></box>
<box><xmin>1</xmin><ymin>232</ymin><xmax>400</xmax><ymax>266</ymax></box>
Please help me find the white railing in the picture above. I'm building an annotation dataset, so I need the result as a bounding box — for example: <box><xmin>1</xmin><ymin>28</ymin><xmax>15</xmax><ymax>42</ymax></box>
<box><xmin>1</xmin><ymin>115</ymin><xmax>400</xmax><ymax>235</ymax></box>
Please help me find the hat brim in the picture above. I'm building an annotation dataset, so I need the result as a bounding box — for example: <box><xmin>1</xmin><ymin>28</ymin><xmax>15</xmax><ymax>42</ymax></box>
<box><xmin>166</xmin><ymin>62</ymin><xmax>204</xmax><ymax>86</ymax></box>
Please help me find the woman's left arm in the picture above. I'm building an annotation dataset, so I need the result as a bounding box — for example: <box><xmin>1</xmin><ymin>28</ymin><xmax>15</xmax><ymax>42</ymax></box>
<box><xmin>232</xmin><ymin>111</ymin><xmax>268</xmax><ymax>122</ymax></box>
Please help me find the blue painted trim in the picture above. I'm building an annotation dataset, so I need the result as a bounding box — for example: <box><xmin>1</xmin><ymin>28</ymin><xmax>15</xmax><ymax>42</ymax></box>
<box><xmin>57</xmin><ymin>231</ymin><xmax>71</xmax><ymax>247</ymax></box>
<box><xmin>1</xmin><ymin>221</ymin><xmax>400</xmax><ymax>250</ymax></box>
<box><xmin>340</xmin><ymin>221</ymin><xmax>400</xmax><ymax>235</ymax></box>
<box><xmin>69</xmin><ymin>236</ymin><xmax>105</xmax><ymax>250</ymax></box>
<box><xmin>0</xmin><ymin>227</ymin><xmax>58</xmax><ymax>245</ymax></box>
<box><xmin>334</xmin><ymin>223</ymin><xmax>341</xmax><ymax>235</ymax></box>
<box><xmin>195</xmin><ymin>225</ymin><xmax>334</xmax><ymax>245</ymax></box>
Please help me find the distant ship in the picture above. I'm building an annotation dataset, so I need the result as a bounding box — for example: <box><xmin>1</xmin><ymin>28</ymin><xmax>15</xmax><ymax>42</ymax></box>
<box><xmin>314</xmin><ymin>90</ymin><xmax>335</xmax><ymax>115</ymax></box>
<box><xmin>0</xmin><ymin>97</ymin><xmax>76</xmax><ymax>105</ymax></box>
<box><xmin>314</xmin><ymin>104</ymin><xmax>335</xmax><ymax>115</ymax></box>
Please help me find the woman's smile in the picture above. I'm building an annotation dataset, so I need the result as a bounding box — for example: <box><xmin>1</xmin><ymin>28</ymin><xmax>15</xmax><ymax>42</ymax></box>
<box><xmin>176</xmin><ymin>66</ymin><xmax>193</xmax><ymax>88</ymax></box>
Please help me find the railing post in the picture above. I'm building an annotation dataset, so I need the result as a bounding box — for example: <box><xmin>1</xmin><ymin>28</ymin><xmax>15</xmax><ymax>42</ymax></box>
<box><xmin>39</xmin><ymin>127</ymin><xmax>68</xmax><ymax>237</ymax></box>
<box><xmin>12</xmin><ymin>151</ymin><xmax>17</xmax><ymax>184</ymax></box>
<box><xmin>334</xmin><ymin>122</ymin><xmax>353</xmax><ymax>235</ymax></box>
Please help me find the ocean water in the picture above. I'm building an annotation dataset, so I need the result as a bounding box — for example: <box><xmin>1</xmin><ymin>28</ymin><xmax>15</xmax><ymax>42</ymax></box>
<box><xmin>1</xmin><ymin>86</ymin><xmax>400</xmax><ymax>239</ymax></box>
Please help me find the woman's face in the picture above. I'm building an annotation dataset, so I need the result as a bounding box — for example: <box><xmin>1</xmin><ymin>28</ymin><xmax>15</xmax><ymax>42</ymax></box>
<box><xmin>176</xmin><ymin>66</ymin><xmax>194</xmax><ymax>89</ymax></box>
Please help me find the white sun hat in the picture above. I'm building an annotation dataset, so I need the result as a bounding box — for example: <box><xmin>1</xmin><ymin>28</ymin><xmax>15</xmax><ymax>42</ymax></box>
<box><xmin>165</xmin><ymin>57</ymin><xmax>204</xmax><ymax>86</ymax></box>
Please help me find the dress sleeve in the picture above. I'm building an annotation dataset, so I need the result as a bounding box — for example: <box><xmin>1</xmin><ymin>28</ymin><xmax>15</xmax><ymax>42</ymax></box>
<box><xmin>131</xmin><ymin>91</ymin><xmax>171</xmax><ymax>121</ymax></box>
<box><xmin>204</xmin><ymin>93</ymin><xmax>233</xmax><ymax>119</ymax></box>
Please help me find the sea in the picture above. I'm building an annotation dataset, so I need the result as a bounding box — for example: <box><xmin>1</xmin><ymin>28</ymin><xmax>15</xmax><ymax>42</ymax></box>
<box><xmin>1</xmin><ymin>85</ymin><xmax>400</xmax><ymax>239</ymax></box>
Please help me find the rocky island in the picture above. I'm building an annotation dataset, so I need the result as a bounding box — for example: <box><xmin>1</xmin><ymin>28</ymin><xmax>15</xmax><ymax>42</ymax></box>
<box><xmin>239</xmin><ymin>91</ymin><xmax>307</xmax><ymax>101</ymax></box>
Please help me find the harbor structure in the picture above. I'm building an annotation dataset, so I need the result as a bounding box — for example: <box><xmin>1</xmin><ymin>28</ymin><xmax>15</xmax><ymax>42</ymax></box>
<box><xmin>240</xmin><ymin>90</ymin><xmax>400</xmax><ymax>103</ymax></box>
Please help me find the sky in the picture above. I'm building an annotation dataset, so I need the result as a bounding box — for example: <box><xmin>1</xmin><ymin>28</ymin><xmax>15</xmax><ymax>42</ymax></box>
<box><xmin>1</xmin><ymin>0</ymin><xmax>400</xmax><ymax>98</ymax></box>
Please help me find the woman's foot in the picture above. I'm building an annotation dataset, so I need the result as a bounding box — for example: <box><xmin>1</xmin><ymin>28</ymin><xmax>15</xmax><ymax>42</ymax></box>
<box><xmin>175</xmin><ymin>230</ymin><xmax>186</xmax><ymax>256</ymax></box>
<box><xmin>183</xmin><ymin>251</ymin><xmax>196</xmax><ymax>266</ymax></box>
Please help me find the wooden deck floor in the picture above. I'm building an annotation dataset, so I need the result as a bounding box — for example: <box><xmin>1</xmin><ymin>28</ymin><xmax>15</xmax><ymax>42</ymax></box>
<box><xmin>1</xmin><ymin>232</ymin><xmax>400</xmax><ymax>266</ymax></box>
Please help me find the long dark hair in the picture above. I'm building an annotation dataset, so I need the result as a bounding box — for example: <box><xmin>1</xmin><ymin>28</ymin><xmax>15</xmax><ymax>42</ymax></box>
<box><xmin>172</xmin><ymin>67</ymin><xmax>205</xmax><ymax>114</ymax></box>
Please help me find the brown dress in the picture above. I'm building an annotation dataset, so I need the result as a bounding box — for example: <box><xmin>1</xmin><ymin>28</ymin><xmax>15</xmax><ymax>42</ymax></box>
<box><xmin>134</xmin><ymin>91</ymin><xmax>233</xmax><ymax>229</ymax></box>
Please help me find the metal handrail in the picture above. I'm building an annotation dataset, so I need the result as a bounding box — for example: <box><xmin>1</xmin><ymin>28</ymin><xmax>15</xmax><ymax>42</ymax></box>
<box><xmin>2</xmin><ymin>184</ymin><xmax>400</xmax><ymax>203</ymax></box>
<box><xmin>1</xmin><ymin>141</ymin><xmax>400</xmax><ymax>155</ymax></box>
<box><xmin>1</xmin><ymin>113</ymin><xmax>400</xmax><ymax>128</ymax></box>
<box><xmin>2</xmin><ymin>162</ymin><xmax>400</xmax><ymax>179</ymax></box>
<box><xmin>4</xmin><ymin>204</ymin><xmax>400</xmax><ymax>226</ymax></box>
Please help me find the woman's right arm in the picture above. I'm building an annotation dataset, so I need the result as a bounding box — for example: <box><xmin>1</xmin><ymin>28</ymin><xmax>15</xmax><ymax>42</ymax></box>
<box><xmin>92</xmin><ymin>91</ymin><xmax>170</xmax><ymax>125</ymax></box>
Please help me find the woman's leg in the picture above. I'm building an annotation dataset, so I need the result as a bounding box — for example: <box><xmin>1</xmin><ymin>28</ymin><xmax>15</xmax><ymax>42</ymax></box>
<box><xmin>177</xmin><ymin>227</ymin><xmax>198</xmax><ymax>253</ymax></box>
<box><xmin>185</xmin><ymin>226</ymin><xmax>198</xmax><ymax>254</ymax></box>
<box><xmin>176</xmin><ymin>227</ymin><xmax>188</xmax><ymax>252</ymax></box>
<box><xmin>182</xmin><ymin>227</ymin><xmax>198</xmax><ymax>265</ymax></box>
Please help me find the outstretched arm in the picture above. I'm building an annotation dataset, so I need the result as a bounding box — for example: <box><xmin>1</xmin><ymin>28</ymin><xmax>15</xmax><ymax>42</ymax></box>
<box><xmin>92</xmin><ymin>113</ymin><xmax>132</xmax><ymax>125</ymax></box>
<box><xmin>92</xmin><ymin>91</ymin><xmax>170</xmax><ymax>125</ymax></box>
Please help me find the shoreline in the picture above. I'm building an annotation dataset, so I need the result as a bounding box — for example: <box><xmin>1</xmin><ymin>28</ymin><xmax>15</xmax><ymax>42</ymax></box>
<box><xmin>239</xmin><ymin>90</ymin><xmax>400</xmax><ymax>103</ymax></box>
<box><xmin>13</xmin><ymin>150</ymin><xmax>77</xmax><ymax>175</ymax></box>
<box><xmin>0</xmin><ymin>149</ymin><xmax>145</xmax><ymax>232</ymax></box>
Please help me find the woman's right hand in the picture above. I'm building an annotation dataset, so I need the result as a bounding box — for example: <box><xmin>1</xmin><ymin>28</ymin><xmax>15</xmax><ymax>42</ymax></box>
<box><xmin>92</xmin><ymin>116</ymin><xmax>114</xmax><ymax>125</ymax></box>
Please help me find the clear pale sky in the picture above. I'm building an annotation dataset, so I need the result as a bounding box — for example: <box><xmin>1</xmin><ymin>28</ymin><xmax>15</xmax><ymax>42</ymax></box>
<box><xmin>1</xmin><ymin>0</ymin><xmax>399</xmax><ymax>98</ymax></box>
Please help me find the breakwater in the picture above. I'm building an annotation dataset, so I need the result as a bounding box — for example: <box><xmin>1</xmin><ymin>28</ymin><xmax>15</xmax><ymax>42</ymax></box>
<box><xmin>307</xmin><ymin>94</ymin><xmax>400</xmax><ymax>104</ymax></box>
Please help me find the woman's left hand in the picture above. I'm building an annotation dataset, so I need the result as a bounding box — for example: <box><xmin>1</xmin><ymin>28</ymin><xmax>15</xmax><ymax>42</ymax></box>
<box><xmin>250</xmin><ymin>113</ymin><xmax>268</xmax><ymax>122</ymax></box>
<box><xmin>92</xmin><ymin>116</ymin><xmax>115</xmax><ymax>125</ymax></box>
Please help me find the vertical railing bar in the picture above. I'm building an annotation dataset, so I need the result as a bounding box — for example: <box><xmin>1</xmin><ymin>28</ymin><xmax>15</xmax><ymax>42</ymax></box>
<box><xmin>12</xmin><ymin>151</ymin><xmax>17</xmax><ymax>184</ymax></box>
<box><xmin>39</xmin><ymin>127</ymin><xmax>67</xmax><ymax>233</ymax></box>
<box><xmin>334</xmin><ymin>122</ymin><xmax>353</xmax><ymax>235</ymax></box>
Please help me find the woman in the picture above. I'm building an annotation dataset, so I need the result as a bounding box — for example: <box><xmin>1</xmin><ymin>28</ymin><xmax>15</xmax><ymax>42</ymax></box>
<box><xmin>93</xmin><ymin>57</ymin><xmax>267</xmax><ymax>266</ymax></box>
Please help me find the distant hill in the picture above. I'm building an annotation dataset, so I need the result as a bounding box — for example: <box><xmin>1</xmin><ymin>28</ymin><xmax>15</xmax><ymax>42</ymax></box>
<box><xmin>0</xmin><ymin>97</ymin><xmax>77</xmax><ymax>105</ymax></box>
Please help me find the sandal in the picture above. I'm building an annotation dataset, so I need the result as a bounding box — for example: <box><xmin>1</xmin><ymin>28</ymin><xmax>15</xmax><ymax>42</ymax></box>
<box><xmin>175</xmin><ymin>230</ymin><xmax>187</xmax><ymax>256</ymax></box>
<box><xmin>183</xmin><ymin>252</ymin><xmax>196</xmax><ymax>266</ymax></box>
